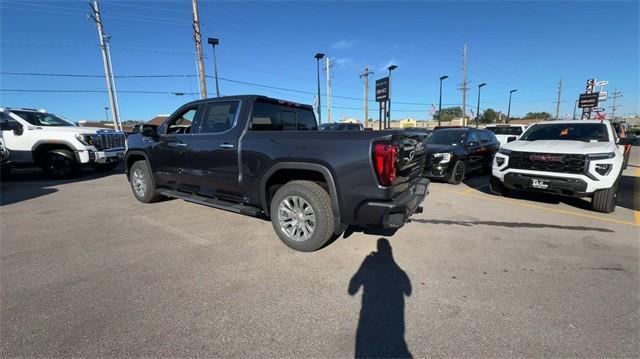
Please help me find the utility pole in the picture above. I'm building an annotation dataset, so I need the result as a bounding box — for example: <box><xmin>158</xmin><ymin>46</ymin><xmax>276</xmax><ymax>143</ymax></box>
<box><xmin>555</xmin><ymin>79</ymin><xmax>563</xmax><ymax>120</ymax></box>
<box><xmin>460</xmin><ymin>42</ymin><xmax>469</xmax><ymax>124</ymax></box>
<box><xmin>191</xmin><ymin>0</ymin><xmax>207</xmax><ymax>99</ymax></box>
<box><xmin>324</xmin><ymin>57</ymin><xmax>334</xmax><ymax>123</ymax></box>
<box><xmin>610</xmin><ymin>89</ymin><xmax>622</xmax><ymax>120</ymax></box>
<box><xmin>89</xmin><ymin>1</ymin><xmax>121</xmax><ymax>131</ymax></box>
<box><xmin>360</xmin><ymin>66</ymin><xmax>373</xmax><ymax>128</ymax></box>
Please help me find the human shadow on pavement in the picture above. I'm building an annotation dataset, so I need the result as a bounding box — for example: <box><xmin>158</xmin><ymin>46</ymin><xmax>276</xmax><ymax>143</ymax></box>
<box><xmin>412</xmin><ymin>218</ymin><xmax>614</xmax><ymax>233</ymax></box>
<box><xmin>617</xmin><ymin>174</ymin><xmax>638</xmax><ymax>211</ymax></box>
<box><xmin>348</xmin><ymin>238</ymin><xmax>412</xmax><ymax>359</ymax></box>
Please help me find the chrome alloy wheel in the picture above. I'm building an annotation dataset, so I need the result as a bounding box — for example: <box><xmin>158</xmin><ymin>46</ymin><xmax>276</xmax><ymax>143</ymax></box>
<box><xmin>277</xmin><ymin>195</ymin><xmax>316</xmax><ymax>241</ymax></box>
<box><xmin>132</xmin><ymin>167</ymin><xmax>146</xmax><ymax>197</ymax></box>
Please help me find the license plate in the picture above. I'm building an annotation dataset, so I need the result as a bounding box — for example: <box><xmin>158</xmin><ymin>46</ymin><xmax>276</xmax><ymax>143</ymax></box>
<box><xmin>530</xmin><ymin>178</ymin><xmax>550</xmax><ymax>189</ymax></box>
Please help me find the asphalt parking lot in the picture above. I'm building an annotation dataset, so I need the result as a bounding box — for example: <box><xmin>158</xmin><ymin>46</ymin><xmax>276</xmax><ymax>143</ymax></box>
<box><xmin>1</xmin><ymin>152</ymin><xmax>639</xmax><ymax>357</ymax></box>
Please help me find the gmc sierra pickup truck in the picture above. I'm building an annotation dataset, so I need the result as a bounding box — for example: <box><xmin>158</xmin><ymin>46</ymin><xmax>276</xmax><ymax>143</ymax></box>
<box><xmin>125</xmin><ymin>95</ymin><xmax>429</xmax><ymax>251</ymax></box>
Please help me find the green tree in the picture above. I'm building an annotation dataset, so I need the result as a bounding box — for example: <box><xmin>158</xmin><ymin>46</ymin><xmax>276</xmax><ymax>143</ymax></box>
<box><xmin>482</xmin><ymin>108</ymin><xmax>498</xmax><ymax>123</ymax></box>
<box><xmin>524</xmin><ymin>112</ymin><xmax>552</xmax><ymax>120</ymax></box>
<box><xmin>434</xmin><ymin>106</ymin><xmax>463</xmax><ymax>122</ymax></box>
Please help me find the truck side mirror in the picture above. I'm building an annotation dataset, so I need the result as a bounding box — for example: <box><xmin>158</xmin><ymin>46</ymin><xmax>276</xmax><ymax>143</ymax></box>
<box><xmin>141</xmin><ymin>126</ymin><xmax>157</xmax><ymax>139</ymax></box>
<box><xmin>507</xmin><ymin>136</ymin><xmax>517</xmax><ymax>143</ymax></box>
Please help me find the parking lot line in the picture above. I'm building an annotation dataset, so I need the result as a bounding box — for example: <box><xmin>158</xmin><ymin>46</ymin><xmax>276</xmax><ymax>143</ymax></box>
<box><xmin>437</xmin><ymin>187</ymin><xmax>640</xmax><ymax>228</ymax></box>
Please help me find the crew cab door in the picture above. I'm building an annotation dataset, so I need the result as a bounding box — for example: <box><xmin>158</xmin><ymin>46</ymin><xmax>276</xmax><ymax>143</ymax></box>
<box><xmin>464</xmin><ymin>131</ymin><xmax>484</xmax><ymax>171</ymax></box>
<box><xmin>187</xmin><ymin>101</ymin><xmax>242</xmax><ymax>202</ymax></box>
<box><xmin>479</xmin><ymin>130</ymin><xmax>500</xmax><ymax>168</ymax></box>
<box><xmin>149</xmin><ymin>104</ymin><xmax>201</xmax><ymax>191</ymax></box>
<box><xmin>0</xmin><ymin>112</ymin><xmax>32</xmax><ymax>164</ymax></box>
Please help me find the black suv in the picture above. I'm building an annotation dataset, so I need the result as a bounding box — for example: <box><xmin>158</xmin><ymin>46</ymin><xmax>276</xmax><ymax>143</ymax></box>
<box><xmin>424</xmin><ymin>127</ymin><xmax>500</xmax><ymax>184</ymax></box>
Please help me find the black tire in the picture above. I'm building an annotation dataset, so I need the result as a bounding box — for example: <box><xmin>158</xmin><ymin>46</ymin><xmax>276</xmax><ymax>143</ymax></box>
<box><xmin>592</xmin><ymin>182</ymin><xmax>618</xmax><ymax>213</ymax></box>
<box><xmin>448</xmin><ymin>160</ymin><xmax>466</xmax><ymax>185</ymax></box>
<box><xmin>270</xmin><ymin>180</ymin><xmax>335</xmax><ymax>252</ymax></box>
<box><xmin>94</xmin><ymin>162</ymin><xmax>119</xmax><ymax>173</ymax></box>
<box><xmin>129</xmin><ymin>160</ymin><xmax>163</xmax><ymax>203</ymax></box>
<box><xmin>489</xmin><ymin>175</ymin><xmax>510</xmax><ymax>196</ymax></box>
<box><xmin>43</xmin><ymin>149</ymin><xmax>78</xmax><ymax>178</ymax></box>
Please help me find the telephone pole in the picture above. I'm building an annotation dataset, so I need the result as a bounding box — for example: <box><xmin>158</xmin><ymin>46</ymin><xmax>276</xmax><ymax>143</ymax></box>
<box><xmin>191</xmin><ymin>0</ymin><xmax>207</xmax><ymax>99</ymax></box>
<box><xmin>324</xmin><ymin>57</ymin><xmax>334</xmax><ymax>123</ymax></box>
<box><xmin>89</xmin><ymin>1</ymin><xmax>121</xmax><ymax>131</ymax></box>
<box><xmin>360</xmin><ymin>66</ymin><xmax>373</xmax><ymax>128</ymax></box>
<box><xmin>460</xmin><ymin>43</ymin><xmax>469</xmax><ymax>123</ymax></box>
<box><xmin>555</xmin><ymin>79</ymin><xmax>562</xmax><ymax>120</ymax></box>
<box><xmin>609</xmin><ymin>89</ymin><xmax>622</xmax><ymax>120</ymax></box>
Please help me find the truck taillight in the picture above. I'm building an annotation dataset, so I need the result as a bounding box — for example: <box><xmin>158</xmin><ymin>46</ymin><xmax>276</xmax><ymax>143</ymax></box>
<box><xmin>374</xmin><ymin>143</ymin><xmax>398</xmax><ymax>186</ymax></box>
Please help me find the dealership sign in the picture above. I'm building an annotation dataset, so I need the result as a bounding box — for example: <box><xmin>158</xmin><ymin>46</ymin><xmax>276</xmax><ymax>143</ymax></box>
<box><xmin>578</xmin><ymin>92</ymin><xmax>600</xmax><ymax>108</ymax></box>
<box><xmin>375</xmin><ymin>77</ymin><xmax>389</xmax><ymax>102</ymax></box>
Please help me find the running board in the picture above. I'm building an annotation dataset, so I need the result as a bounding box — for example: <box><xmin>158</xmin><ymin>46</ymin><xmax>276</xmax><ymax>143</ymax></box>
<box><xmin>159</xmin><ymin>189</ymin><xmax>264</xmax><ymax>217</ymax></box>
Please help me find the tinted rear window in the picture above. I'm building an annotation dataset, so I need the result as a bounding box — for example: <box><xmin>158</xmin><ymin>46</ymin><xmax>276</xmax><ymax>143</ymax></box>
<box><xmin>486</xmin><ymin>126</ymin><xmax>524</xmax><ymax>135</ymax></box>
<box><xmin>250</xmin><ymin>101</ymin><xmax>317</xmax><ymax>131</ymax></box>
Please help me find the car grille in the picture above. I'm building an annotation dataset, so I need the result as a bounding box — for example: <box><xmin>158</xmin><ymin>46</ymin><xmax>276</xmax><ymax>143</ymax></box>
<box><xmin>93</xmin><ymin>133</ymin><xmax>125</xmax><ymax>150</ymax></box>
<box><xmin>509</xmin><ymin>151</ymin><xmax>586</xmax><ymax>174</ymax></box>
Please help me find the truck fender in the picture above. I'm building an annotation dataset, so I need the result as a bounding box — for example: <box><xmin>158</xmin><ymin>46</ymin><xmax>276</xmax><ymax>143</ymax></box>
<box><xmin>260</xmin><ymin>162</ymin><xmax>341</xmax><ymax>226</ymax></box>
<box><xmin>32</xmin><ymin>140</ymin><xmax>79</xmax><ymax>163</ymax></box>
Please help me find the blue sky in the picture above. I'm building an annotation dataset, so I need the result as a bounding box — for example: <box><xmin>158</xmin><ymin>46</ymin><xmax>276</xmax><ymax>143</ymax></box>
<box><xmin>1</xmin><ymin>0</ymin><xmax>638</xmax><ymax>122</ymax></box>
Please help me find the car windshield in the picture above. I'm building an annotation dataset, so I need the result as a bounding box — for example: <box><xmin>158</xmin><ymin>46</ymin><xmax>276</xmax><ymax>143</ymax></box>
<box><xmin>520</xmin><ymin>123</ymin><xmax>609</xmax><ymax>142</ymax></box>
<box><xmin>426</xmin><ymin>130</ymin><xmax>465</xmax><ymax>145</ymax></box>
<box><xmin>11</xmin><ymin>110</ymin><xmax>75</xmax><ymax>127</ymax></box>
<box><xmin>486</xmin><ymin>126</ymin><xmax>523</xmax><ymax>135</ymax></box>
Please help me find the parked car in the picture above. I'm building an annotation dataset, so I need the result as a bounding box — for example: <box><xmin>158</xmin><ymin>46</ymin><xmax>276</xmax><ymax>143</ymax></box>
<box><xmin>423</xmin><ymin>127</ymin><xmax>500</xmax><ymax>184</ymax></box>
<box><xmin>319</xmin><ymin>123</ymin><xmax>364</xmax><ymax>131</ymax></box>
<box><xmin>491</xmin><ymin>120</ymin><xmax>634</xmax><ymax>213</ymax></box>
<box><xmin>0</xmin><ymin>108</ymin><xmax>125</xmax><ymax>178</ymax></box>
<box><xmin>485</xmin><ymin>124</ymin><xmax>528</xmax><ymax>147</ymax></box>
<box><xmin>124</xmin><ymin>95</ymin><xmax>429</xmax><ymax>251</ymax></box>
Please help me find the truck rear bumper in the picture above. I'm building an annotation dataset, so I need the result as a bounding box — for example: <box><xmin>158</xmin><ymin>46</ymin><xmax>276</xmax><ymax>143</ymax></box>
<box><xmin>356</xmin><ymin>177</ymin><xmax>430</xmax><ymax>230</ymax></box>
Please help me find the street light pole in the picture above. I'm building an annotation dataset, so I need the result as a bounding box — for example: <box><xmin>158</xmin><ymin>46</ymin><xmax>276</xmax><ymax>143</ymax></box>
<box><xmin>438</xmin><ymin>75</ymin><xmax>448</xmax><ymax>127</ymax></box>
<box><xmin>314</xmin><ymin>53</ymin><xmax>325</xmax><ymax>124</ymax></box>
<box><xmin>387</xmin><ymin>64</ymin><xmax>397</xmax><ymax>129</ymax></box>
<box><xmin>572</xmin><ymin>99</ymin><xmax>578</xmax><ymax>120</ymax></box>
<box><xmin>476</xmin><ymin>83</ymin><xmax>486</xmax><ymax>128</ymax></box>
<box><xmin>207</xmin><ymin>38</ymin><xmax>220</xmax><ymax>97</ymax></box>
<box><xmin>507</xmin><ymin>89</ymin><xmax>517</xmax><ymax>123</ymax></box>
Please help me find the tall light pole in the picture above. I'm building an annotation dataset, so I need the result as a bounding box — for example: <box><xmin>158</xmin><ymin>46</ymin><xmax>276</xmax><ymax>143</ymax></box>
<box><xmin>438</xmin><ymin>75</ymin><xmax>448</xmax><ymax>127</ymax></box>
<box><xmin>104</xmin><ymin>107</ymin><xmax>109</xmax><ymax>122</ymax></box>
<box><xmin>314</xmin><ymin>53</ymin><xmax>325</xmax><ymax>123</ymax></box>
<box><xmin>476</xmin><ymin>83</ymin><xmax>486</xmax><ymax>128</ymax></box>
<box><xmin>572</xmin><ymin>99</ymin><xmax>578</xmax><ymax>120</ymax></box>
<box><xmin>507</xmin><ymin>89</ymin><xmax>517</xmax><ymax>123</ymax></box>
<box><xmin>207</xmin><ymin>38</ymin><xmax>220</xmax><ymax>97</ymax></box>
<box><xmin>386</xmin><ymin>64</ymin><xmax>398</xmax><ymax>129</ymax></box>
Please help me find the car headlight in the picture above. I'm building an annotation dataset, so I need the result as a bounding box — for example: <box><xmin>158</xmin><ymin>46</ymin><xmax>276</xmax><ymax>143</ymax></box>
<box><xmin>495</xmin><ymin>156</ymin><xmax>506</xmax><ymax>166</ymax></box>
<box><xmin>594</xmin><ymin>163</ymin><xmax>612</xmax><ymax>176</ymax></box>
<box><xmin>587</xmin><ymin>152</ymin><xmax>615</xmax><ymax>160</ymax></box>
<box><xmin>433</xmin><ymin>152</ymin><xmax>452</xmax><ymax>164</ymax></box>
<box><xmin>75</xmin><ymin>134</ymin><xmax>94</xmax><ymax>146</ymax></box>
<box><xmin>498</xmin><ymin>148</ymin><xmax>512</xmax><ymax>156</ymax></box>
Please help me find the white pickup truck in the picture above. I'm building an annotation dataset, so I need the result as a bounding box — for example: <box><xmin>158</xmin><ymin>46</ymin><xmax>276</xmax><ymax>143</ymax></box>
<box><xmin>485</xmin><ymin>124</ymin><xmax>528</xmax><ymax>147</ymax></box>
<box><xmin>0</xmin><ymin>108</ymin><xmax>125</xmax><ymax>178</ymax></box>
<box><xmin>490</xmin><ymin>120</ymin><xmax>633</xmax><ymax>213</ymax></box>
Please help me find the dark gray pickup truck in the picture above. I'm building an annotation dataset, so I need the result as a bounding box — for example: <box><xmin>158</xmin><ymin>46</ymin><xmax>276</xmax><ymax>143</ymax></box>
<box><xmin>125</xmin><ymin>95</ymin><xmax>429</xmax><ymax>251</ymax></box>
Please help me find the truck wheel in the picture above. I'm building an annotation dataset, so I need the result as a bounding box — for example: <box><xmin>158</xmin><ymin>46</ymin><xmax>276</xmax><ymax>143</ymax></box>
<box><xmin>592</xmin><ymin>182</ymin><xmax>618</xmax><ymax>213</ymax></box>
<box><xmin>270</xmin><ymin>180</ymin><xmax>335</xmax><ymax>252</ymax></box>
<box><xmin>94</xmin><ymin>162</ymin><xmax>119</xmax><ymax>173</ymax></box>
<box><xmin>129</xmin><ymin>160</ymin><xmax>163</xmax><ymax>203</ymax></box>
<box><xmin>448</xmin><ymin>161</ymin><xmax>465</xmax><ymax>185</ymax></box>
<box><xmin>489</xmin><ymin>175</ymin><xmax>510</xmax><ymax>196</ymax></box>
<box><xmin>43</xmin><ymin>149</ymin><xmax>78</xmax><ymax>178</ymax></box>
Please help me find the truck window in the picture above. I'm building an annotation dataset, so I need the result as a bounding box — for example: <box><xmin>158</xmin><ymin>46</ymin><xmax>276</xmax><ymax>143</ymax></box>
<box><xmin>199</xmin><ymin>101</ymin><xmax>238</xmax><ymax>134</ymax></box>
<box><xmin>250</xmin><ymin>101</ymin><xmax>317</xmax><ymax>131</ymax></box>
<box><xmin>166</xmin><ymin>107</ymin><xmax>196</xmax><ymax>134</ymax></box>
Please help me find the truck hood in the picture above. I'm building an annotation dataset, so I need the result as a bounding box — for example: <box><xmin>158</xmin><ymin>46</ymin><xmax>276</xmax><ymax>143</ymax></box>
<box><xmin>31</xmin><ymin>126</ymin><xmax>119</xmax><ymax>135</ymax></box>
<box><xmin>504</xmin><ymin>140</ymin><xmax>614</xmax><ymax>154</ymax></box>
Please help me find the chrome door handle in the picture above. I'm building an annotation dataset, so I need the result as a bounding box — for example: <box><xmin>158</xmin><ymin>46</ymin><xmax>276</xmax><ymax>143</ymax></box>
<box><xmin>168</xmin><ymin>142</ymin><xmax>187</xmax><ymax>148</ymax></box>
<box><xmin>219</xmin><ymin>143</ymin><xmax>234</xmax><ymax>149</ymax></box>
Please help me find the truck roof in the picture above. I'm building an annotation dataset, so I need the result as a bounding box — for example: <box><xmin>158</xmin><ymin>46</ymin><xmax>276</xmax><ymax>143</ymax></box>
<box><xmin>531</xmin><ymin>119</ymin><xmax>611</xmax><ymax>125</ymax></box>
<box><xmin>179</xmin><ymin>95</ymin><xmax>314</xmax><ymax>110</ymax></box>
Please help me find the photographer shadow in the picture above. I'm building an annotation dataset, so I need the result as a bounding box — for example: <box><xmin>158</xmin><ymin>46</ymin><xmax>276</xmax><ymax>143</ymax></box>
<box><xmin>348</xmin><ymin>238</ymin><xmax>412</xmax><ymax>358</ymax></box>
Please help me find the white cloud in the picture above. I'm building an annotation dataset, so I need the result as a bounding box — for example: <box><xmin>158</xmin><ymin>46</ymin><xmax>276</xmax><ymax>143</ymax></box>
<box><xmin>331</xmin><ymin>39</ymin><xmax>356</xmax><ymax>50</ymax></box>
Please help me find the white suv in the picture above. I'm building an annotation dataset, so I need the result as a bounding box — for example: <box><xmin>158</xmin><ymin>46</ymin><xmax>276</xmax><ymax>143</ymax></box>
<box><xmin>485</xmin><ymin>124</ymin><xmax>528</xmax><ymax>147</ymax></box>
<box><xmin>490</xmin><ymin>120</ymin><xmax>630</xmax><ymax>213</ymax></box>
<box><xmin>0</xmin><ymin>108</ymin><xmax>125</xmax><ymax>178</ymax></box>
